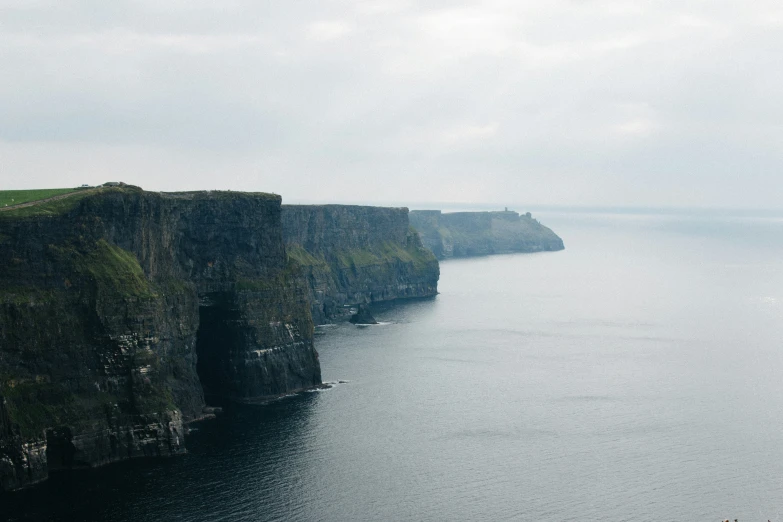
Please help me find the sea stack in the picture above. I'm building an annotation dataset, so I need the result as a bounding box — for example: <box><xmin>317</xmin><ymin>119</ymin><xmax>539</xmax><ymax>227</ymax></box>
<box><xmin>349</xmin><ymin>304</ymin><xmax>378</xmax><ymax>325</ymax></box>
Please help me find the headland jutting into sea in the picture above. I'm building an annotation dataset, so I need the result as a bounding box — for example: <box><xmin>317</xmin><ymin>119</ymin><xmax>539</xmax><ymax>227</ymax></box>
<box><xmin>0</xmin><ymin>184</ymin><xmax>562</xmax><ymax>492</ymax></box>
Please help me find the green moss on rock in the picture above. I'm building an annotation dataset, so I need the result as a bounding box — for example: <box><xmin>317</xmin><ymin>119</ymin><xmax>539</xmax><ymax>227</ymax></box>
<box><xmin>281</xmin><ymin>205</ymin><xmax>439</xmax><ymax>324</ymax></box>
<box><xmin>86</xmin><ymin>240</ymin><xmax>155</xmax><ymax>297</ymax></box>
<box><xmin>44</xmin><ymin>239</ymin><xmax>155</xmax><ymax>298</ymax></box>
<box><xmin>286</xmin><ymin>244</ymin><xmax>326</xmax><ymax>267</ymax></box>
<box><xmin>0</xmin><ymin>379</ymin><xmax>83</xmax><ymax>439</ymax></box>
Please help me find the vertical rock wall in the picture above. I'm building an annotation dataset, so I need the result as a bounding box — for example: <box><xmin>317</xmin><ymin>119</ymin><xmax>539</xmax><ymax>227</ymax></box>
<box><xmin>282</xmin><ymin>205</ymin><xmax>440</xmax><ymax>324</ymax></box>
<box><xmin>0</xmin><ymin>188</ymin><xmax>321</xmax><ymax>491</ymax></box>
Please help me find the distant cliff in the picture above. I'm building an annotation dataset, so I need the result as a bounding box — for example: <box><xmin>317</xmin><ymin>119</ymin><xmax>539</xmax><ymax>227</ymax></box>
<box><xmin>409</xmin><ymin>210</ymin><xmax>564</xmax><ymax>259</ymax></box>
<box><xmin>0</xmin><ymin>187</ymin><xmax>320</xmax><ymax>491</ymax></box>
<box><xmin>282</xmin><ymin>205</ymin><xmax>439</xmax><ymax>324</ymax></box>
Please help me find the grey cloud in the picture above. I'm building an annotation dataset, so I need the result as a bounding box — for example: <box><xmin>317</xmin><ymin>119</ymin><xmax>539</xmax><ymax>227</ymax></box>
<box><xmin>1</xmin><ymin>0</ymin><xmax>781</xmax><ymax>208</ymax></box>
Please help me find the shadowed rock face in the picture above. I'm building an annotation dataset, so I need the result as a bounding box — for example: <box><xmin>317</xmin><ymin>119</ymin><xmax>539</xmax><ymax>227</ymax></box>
<box><xmin>281</xmin><ymin>205</ymin><xmax>440</xmax><ymax>325</ymax></box>
<box><xmin>349</xmin><ymin>304</ymin><xmax>378</xmax><ymax>325</ymax></box>
<box><xmin>409</xmin><ymin>210</ymin><xmax>564</xmax><ymax>259</ymax></box>
<box><xmin>0</xmin><ymin>187</ymin><xmax>321</xmax><ymax>491</ymax></box>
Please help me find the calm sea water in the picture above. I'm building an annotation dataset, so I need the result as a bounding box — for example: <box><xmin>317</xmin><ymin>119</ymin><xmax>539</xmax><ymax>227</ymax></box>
<box><xmin>4</xmin><ymin>210</ymin><xmax>783</xmax><ymax>521</ymax></box>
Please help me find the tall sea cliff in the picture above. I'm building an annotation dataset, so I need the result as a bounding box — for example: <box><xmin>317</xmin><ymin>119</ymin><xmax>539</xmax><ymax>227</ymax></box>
<box><xmin>409</xmin><ymin>209</ymin><xmax>564</xmax><ymax>259</ymax></box>
<box><xmin>0</xmin><ymin>187</ymin><xmax>320</xmax><ymax>491</ymax></box>
<box><xmin>282</xmin><ymin>205</ymin><xmax>439</xmax><ymax>325</ymax></box>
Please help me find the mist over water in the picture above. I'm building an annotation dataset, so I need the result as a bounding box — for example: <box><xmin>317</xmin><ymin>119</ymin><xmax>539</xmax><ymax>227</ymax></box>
<box><xmin>5</xmin><ymin>211</ymin><xmax>783</xmax><ymax>521</ymax></box>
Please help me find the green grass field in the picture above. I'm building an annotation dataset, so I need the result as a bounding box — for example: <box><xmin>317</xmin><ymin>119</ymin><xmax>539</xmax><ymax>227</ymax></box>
<box><xmin>0</xmin><ymin>188</ymin><xmax>80</xmax><ymax>208</ymax></box>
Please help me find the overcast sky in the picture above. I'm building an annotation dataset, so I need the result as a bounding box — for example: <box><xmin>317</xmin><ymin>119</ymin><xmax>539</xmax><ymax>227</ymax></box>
<box><xmin>1</xmin><ymin>0</ymin><xmax>781</xmax><ymax>208</ymax></box>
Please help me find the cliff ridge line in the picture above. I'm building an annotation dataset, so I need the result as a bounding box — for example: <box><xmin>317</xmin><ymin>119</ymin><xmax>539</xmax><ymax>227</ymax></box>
<box><xmin>409</xmin><ymin>209</ymin><xmax>564</xmax><ymax>259</ymax></box>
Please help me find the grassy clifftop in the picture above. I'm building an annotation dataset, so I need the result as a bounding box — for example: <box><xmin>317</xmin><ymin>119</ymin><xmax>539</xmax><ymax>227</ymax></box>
<box><xmin>0</xmin><ymin>188</ymin><xmax>81</xmax><ymax>207</ymax></box>
<box><xmin>0</xmin><ymin>186</ymin><xmax>125</xmax><ymax>219</ymax></box>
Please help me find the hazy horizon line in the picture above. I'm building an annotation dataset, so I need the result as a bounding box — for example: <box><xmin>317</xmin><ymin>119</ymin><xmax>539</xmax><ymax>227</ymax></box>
<box><xmin>4</xmin><ymin>185</ymin><xmax>783</xmax><ymax>217</ymax></box>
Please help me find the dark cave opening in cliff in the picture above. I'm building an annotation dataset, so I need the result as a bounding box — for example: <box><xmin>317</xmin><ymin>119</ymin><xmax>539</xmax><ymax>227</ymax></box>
<box><xmin>195</xmin><ymin>293</ymin><xmax>242</xmax><ymax>404</ymax></box>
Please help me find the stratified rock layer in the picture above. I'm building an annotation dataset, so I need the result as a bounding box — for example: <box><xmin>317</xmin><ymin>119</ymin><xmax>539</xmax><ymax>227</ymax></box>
<box><xmin>282</xmin><ymin>205</ymin><xmax>439</xmax><ymax>325</ymax></box>
<box><xmin>409</xmin><ymin>210</ymin><xmax>564</xmax><ymax>259</ymax></box>
<box><xmin>0</xmin><ymin>187</ymin><xmax>321</xmax><ymax>491</ymax></box>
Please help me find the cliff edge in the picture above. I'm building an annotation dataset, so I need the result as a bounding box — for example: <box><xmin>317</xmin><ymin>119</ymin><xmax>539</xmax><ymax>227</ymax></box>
<box><xmin>282</xmin><ymin>205</ymin><xmax>439</xmax><ymax>325</ymax></box>
<box><xmin>0</xmin><ymin>187</ymin><xmax>321</xmax><ymax>491</ymax></box>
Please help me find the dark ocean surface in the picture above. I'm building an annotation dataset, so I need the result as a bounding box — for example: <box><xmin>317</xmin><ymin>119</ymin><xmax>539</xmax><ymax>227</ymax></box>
<box><xmin>3</xmin><ymin>210</ymin><xmax>783</xmax><ymax>521</ymax></box>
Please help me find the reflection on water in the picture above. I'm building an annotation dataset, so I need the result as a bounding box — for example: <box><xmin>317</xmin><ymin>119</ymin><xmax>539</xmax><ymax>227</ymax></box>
<box><xmin>4</xmin><ymin>394</ymin><xmax>324</xmax><ymax>521</ymax></box>
<box><xmin>3</xmin><ymin>210</ymin><xmax>783</xmax><ymax>521</ymax></box>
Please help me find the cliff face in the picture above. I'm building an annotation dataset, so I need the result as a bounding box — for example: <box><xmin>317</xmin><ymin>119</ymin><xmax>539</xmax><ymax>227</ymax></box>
<box><xmin>281</xmin><ymin>205</ymin><xmax>439</xmax><ymax>325</ymax></box>
<box><xmin>0</xmin><ymin>187</ymin><xmax>320</xmax><ymax>491</ymax></box>
<box><xmin>409</xmin><ymin>210</ymin><xmax>564</xmax><ymax>259</ymax></box>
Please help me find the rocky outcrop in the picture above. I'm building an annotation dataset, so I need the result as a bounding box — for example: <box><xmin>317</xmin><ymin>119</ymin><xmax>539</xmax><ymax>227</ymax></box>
<box><xmin>409</xmin><ymin>209</ymin><xmax>564</xmax><ymax>259</ymax></box>
<box><xmin>349</xmin><ymin>304</ymin><xmax>378</xmax><ymax>325</ymax></box>
<box><xmin>282</xmin><ymin>205</ymin><xmax>439</xmax><ymax>324</ymax></box>
<box><xmin>0</xmin><ymin>187</ymin><xmax>321</xmax><ymax>491</ymax></box>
